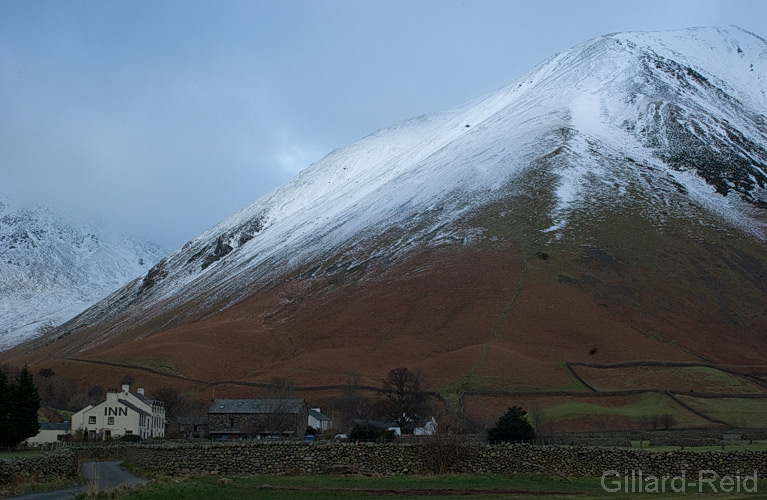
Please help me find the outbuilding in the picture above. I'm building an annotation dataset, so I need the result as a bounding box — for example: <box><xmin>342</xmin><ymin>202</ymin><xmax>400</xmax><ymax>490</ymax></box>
<box><xmin>208</xmin><ymin>398</ymin><xmax>308</xmax><ymax>439</ymax></box>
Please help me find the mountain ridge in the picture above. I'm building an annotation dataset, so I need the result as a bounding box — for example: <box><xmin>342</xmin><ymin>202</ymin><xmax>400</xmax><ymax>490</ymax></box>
<box><xmin>3</xmin><ymin>26</ymin><xmax>766</xmax><ymax>430</ymax></box>
<box><xmin>15</xmin><ymin>26</ymin><xmax>767</xmax><ymax>350</ymax></box>
<box><xmin>0</xmin><ymin>194</ymin><xmax>167</xmax><ymax>349</ymax></box>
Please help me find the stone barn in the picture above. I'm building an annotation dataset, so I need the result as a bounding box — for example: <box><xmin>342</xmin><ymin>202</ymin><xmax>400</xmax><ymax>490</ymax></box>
<box><xmin>208</xmin><ymin>398</ymin><xmax>308</xmax><ymax>439</ymax></box>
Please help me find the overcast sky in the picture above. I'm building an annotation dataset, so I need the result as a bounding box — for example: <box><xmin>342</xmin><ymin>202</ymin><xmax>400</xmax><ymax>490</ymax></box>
<box><xmin>2</xmin><ymin>1</ymin><xmax>766</xmax><ymax>249</ymax></box>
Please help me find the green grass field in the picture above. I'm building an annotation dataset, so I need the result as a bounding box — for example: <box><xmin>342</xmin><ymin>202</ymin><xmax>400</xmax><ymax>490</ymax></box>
<box><xmin>93</xmin><ymin>473</ymin><xmax>767</xmax><ymax>500</ymax></box>
<box><xmin>676</xmin><ymin>395</ymin><xmax>767</xmax><ymax>427</ymax></box>
<box><xmin>630</xmin><ymin>440</ymin><xmax>767</xmax><ymax>452</ymax></box>
<box><xmin>574</xmin><ymin>365</ymin><xmax>765</xmax><ymax>394</ymax></box>
<box><xmin>541</xmin><ymin>392</ymin><xmax>703</xmax><ymax>428</ymax></box>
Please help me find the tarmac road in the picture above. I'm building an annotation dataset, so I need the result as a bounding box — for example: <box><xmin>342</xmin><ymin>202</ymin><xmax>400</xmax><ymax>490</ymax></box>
<box><xmin>5</xmin><ymin>461</ymin><xmax>147</xmax><ymax>500</ymax></box>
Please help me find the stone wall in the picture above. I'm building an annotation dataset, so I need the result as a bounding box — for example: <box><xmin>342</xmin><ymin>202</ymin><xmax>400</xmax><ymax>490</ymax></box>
<box><xmin>76</xmin><ymin>442</ymin><xmax>767</xmax><ymax>478</ymax></box>
<box><xmin>0</xmin><ymin>450</ymin><xmax>78</xmax><ymax>485</ymax></box>
<box><xmin>649</xmin><ymin>437</ymin><xmax>722</xmax><ymax>447</ymax></box>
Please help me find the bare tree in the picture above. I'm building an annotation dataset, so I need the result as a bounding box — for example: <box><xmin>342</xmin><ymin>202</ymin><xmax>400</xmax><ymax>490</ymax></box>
<box><xmin>424</xmin><ymin>406</ymin><xmax>469</xmax><ymax>474</ymax></box>
<box><xmin>266</xmin><ymin>377</ymin><xmax>295</xmax><ymax>400</ymax></box>
<box><xmin>650</xmin><ymin>414</ymin><xmax>660</xmax><ymax>431</ymax></box>
<box><xmin>259</xmin><ymin>377</ymin><xmax>298</xmax><ymax>438</ymax></box>
<box><xmin>151</xmin><ymin>385</ymin><xmax>201</xmax><ymax>422</ymax></box>
<box><xmin>331</xmin><ymin>372</ymin><xmax>372</xmax><ymax>432</ymax></box>
<box><xmin>660</xmin><ymin>413</ymin><xmax>676</xmax><ymax>430</ymax></box>
<box><xmin>528</xmin><ymin>407</ymin><xmax>553</xmax><ymax>442</ymax></box>
<box><xmin>378</xmin><ymin>367</ymin><xmax>428</xmax><ymax>434</ymax></box>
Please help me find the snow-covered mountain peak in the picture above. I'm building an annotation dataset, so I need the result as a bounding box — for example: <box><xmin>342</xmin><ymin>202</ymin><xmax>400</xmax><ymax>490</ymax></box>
<box><xmin>0</xmin><ymin>194</ymin><xmax>167</xmax><ymax>349</ymax></box>
<box><xmin>146</xmin><ymin>26</ymin><xmax>767</xmax><ymax>290</ymax></box>
<box><xmin>21</xmin><ymin>26</ymin><xmax>767</xmax><ymax>352</ymax></box>
<box><xmin>611</xmin><ymin>26</ymin><xmax>767</xmax><ymax>113</ymax></box>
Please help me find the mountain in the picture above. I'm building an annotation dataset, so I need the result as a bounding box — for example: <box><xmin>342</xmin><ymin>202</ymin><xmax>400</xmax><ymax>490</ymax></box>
<box><xmin>4</xmin><ymin>27</ymin><xmax>767</xmax><ymax>431</ymax></box>
<box><xmin>0</xmin><ymin>195</ymin><xmax>167</xmax><ymax>349</ymax></box>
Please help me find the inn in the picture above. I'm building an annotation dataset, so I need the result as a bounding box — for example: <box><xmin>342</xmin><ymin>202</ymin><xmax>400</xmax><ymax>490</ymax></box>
<box><xmin>71</xmin><ymin>384</ymin><xmax>165</xmax><ymax>440</ymax></box>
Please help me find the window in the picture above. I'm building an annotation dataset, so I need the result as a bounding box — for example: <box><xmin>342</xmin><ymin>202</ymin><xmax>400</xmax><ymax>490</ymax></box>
<box><xmin>107</xmin><ymin>416</ymin><xmax>114</xmax><ymax>425</ymax></box>
<box><xmin>88</xmin><ymin>416</ymin><xmax>96</xmax><ymax>424</ymax></box>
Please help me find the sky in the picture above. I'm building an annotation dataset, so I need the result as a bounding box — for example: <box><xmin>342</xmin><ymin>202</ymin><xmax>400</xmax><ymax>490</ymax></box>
<box><xmin>1</xmin><ymin>1</ymin><xmax>766</xmax><ymax>249</ymax></box>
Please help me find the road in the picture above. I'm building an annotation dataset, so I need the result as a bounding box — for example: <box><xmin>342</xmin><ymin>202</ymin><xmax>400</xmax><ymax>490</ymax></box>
<box><xmin>5</xmin><ymin>461</ymin><xmax>147</xmax><ymax>500</ymax></box>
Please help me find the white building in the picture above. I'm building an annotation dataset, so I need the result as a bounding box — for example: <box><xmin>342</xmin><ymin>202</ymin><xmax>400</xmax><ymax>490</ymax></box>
<box><xmin>71</xmin><ymin>384</ymin><xmax>165</xmax><ymax>440</ymax></box>
<box><xmin>307</xmin><ymin>408</ymin><xmax>332</xmax><ymax>431</ymax></box>
<box><xmin>27</xmin><ymin>422</ymin><xmax>70</xmax><ymax>446</ymax></box>
<box><xmin>413</xmin><ymin>416</ymin><xmax>438</xmax><ymax>436</ymax></box>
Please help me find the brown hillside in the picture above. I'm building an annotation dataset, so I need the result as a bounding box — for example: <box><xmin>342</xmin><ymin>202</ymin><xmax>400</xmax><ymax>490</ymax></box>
<box><xmin>6</xmin><ymin>219</ymin><xmax>766</xmax><ymax>431</ymax></box>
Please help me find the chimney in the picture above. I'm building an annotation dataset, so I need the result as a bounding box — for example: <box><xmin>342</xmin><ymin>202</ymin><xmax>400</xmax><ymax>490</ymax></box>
<box><xmin>122</xmin><ymin>384</ymin><xmax>130</xmax><ymax>393</ymax></box>
<box><xmin>137</xmin><ymin>388</ymin><xmax>145</xmax><ymax>395</ymax></box>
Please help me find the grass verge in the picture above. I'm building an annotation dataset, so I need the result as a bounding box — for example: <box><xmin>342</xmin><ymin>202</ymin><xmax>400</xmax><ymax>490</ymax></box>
<box><xmin>72</xmin><ymin>473</ymin><xmax>767</xmax><ymax>500</ymax></box>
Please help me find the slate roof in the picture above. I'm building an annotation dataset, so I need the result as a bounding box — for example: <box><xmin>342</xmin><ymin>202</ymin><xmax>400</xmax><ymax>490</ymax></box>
<box><xmin>208</xmin><ymin>398</ymin><xmax>306</xmax><ymax>414</ymax></box>
<box><xmin>308</xmin><ymin>409</ymin><xmax>331</xmax><ymax>421</ymax></box>
<box><xmin>176</xmin><ymin>416</ymin><xmax>209</xmax><ymax>426</ymax></box>
<box><xmin>118</xmin><ymin>398</ymin><xmax>151</xmax><ymax>417</ymax></box>
<box><xmin>40</xmin><ymin>422</ymin><xmax>71</xmax><ymax>431</ymax></box>
<box><xmin>351</xmin><ymin>419</ymin><xmax>399</xmax><ymax>429</ymax></box>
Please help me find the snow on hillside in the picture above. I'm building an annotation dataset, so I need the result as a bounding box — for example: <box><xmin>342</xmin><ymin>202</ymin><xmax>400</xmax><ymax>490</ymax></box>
<box><xmin>183</xmin><ymin>26</ymin><xmax>766</xmax><ymax>273</ymax></box>
<box><xmin>0</xmin><ymin>195</ymin><xmax>167</xmax><ymax>349</ymax></box>
<box><xmin>39</xmin><ymin>26</ymin><xmax>767</xmax><ymax>345</ymax></box>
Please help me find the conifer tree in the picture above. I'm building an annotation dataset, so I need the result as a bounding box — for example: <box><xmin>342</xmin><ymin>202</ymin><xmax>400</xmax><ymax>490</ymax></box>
<box><xmin>0</xmin><ymin>370</ymin><xmax>10</xmax><ymax>447</ymax></box>
<box><xmin>10</xmin><ymin>365</ymin><xmax>41</xmax><ymax>445</ymax></box>
<box><xmin>0</xmin><ymin>365</ymin><xmax>41</xmax><ymax>447</ymax></box>
<box><xmin>487</xmin><ymin>406</ymin><xmax>535</xmax><ymax>443</ymax></box>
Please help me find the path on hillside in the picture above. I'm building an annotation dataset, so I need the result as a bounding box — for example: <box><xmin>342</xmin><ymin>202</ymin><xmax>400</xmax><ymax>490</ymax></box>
<box><xmin>4</xmin><ymin>461</ymin><xmax>146</xmax><ymax>500</ymax></box>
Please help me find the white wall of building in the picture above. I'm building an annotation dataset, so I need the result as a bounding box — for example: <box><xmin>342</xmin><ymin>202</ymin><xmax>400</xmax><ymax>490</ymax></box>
<box><xmin>70</xmin><ymin>384</ymin><xmax>165</xmax><ymax>440</ymax></box>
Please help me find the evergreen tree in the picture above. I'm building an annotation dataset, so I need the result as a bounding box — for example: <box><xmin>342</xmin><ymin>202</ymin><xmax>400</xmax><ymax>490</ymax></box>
<box><xmin>11</xmin><ymin>365</ymin><xmax>41</xmax><ymax>445</ymax></box>
<box><xmin>0</xmin><ymin>365</ymin><xmax>41</xmax><ymax>447</ymax></box>
<box><xmin>0</xmin><ymin>370</ymin><xmax>10</xmax><ymax>447</ymax></box>
<box><xmin>487</xmin><ymin>406</ymin><xmax>535</xmax><ymax>443</ymax></box>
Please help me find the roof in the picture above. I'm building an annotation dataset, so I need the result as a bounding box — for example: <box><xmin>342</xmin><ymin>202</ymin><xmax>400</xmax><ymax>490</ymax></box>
<box><xmin>177</xmin><ymin>416</ymin><xmax>209</xmax><ymax>425</ymax></box>
<box><xmin>118</xmin><ymin>398</ymin><xmax>151</xmax><ymax>417</ymax></box>
<box><xmin>308</xmin><ymin>409</ymin><xmax>331</xmax><ymax>421</ymax></box>
<box><xmin>208</xmin><ymin>398</ymin><xmax>307</xmax><ymax>415</ymax></box>
<box><xmin>40</xmin><ymin>422</ymin><xmax>70</xmax><ymax>431</ymax></box>
<box><xmin>352</xmin><ymin>419</ymin><xmax>399</xmax><ymax>429</ymax></box>
<box><xmin>132</xmin><ymin>392</ymin><xmax>162</xmax><ymax>406</ymax></box>
<box><xmin>131</xmin><ymin>391</ymin><xmax>148</xmax><ymax>402</ymax></box>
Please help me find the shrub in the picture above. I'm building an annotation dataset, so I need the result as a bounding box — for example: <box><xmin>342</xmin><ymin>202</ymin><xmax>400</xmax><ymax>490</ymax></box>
<box><xmin>487</xmin><ymin>406</ymin><xmax>535</xmax><ymax>443</ymax></box>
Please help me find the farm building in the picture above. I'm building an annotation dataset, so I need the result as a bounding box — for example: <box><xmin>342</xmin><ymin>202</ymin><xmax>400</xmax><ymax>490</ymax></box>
<box><xmin>26</xmin><ymin>422</ymin><xmax>70</xmax><ymax>446</ymax></box>
<box><xmin>308</xmin><ymin>407</ymin><xmax>332</xmax><ymax>432</ymax></box>
<box><xmin>208</xmin><ymin>398</ymin><xmax>308</xmax><ymax>439</ymax></box>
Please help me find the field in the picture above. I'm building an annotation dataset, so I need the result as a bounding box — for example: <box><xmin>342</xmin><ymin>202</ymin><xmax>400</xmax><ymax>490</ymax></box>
<box><xmin>572</xmin><ymin>365</ymin><xmax>766</xmax><ymax>394</ymax></box>
<box><xmin>96</xmin><ymin>473</ymin><xmax>767</xmax><ymax>499</ymax></box>
<box><xmin>463</xmin><ymin>392</ymin><xmax>713</xmax><ymax>431</ymax></box>
<box><xmin>675</xmin><ymin>395</ymin><xmax>767</xmax><ymax>428</ymax></box>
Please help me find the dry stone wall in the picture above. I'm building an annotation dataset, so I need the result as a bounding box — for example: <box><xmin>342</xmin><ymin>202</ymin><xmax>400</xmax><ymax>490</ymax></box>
<box><xmin>0</xmin><ymin>450</ymin><xmax>78</xmax><ymax>485</ymax></box>
<box><xmin>76</xmin><ymin>442</ymin><xmax>767</xmax><ymax>478</ymax></box>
